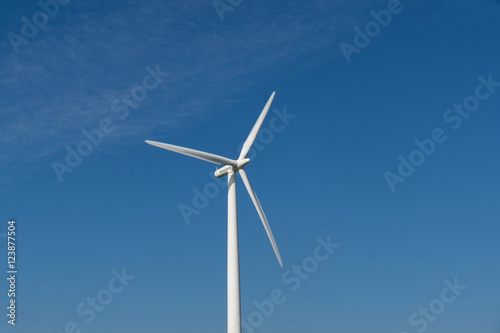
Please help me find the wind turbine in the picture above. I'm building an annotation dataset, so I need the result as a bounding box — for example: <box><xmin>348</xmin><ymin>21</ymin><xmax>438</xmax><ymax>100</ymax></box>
<box><xmin>145</xmin><ymin>91</ymin><xmax>282</xmax><ymax>333</ymax></box>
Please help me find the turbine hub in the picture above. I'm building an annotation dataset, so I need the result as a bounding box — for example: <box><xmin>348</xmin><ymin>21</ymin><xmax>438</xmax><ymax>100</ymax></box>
<box><xmin>236</xmin><ymin>158</ymin><xmax>251</xmax><ymax>169</ymax></box>
<box><xmin>214</xmin><ymin>159</ymin><xmax>250</xmax><ymax>178</ymax></box>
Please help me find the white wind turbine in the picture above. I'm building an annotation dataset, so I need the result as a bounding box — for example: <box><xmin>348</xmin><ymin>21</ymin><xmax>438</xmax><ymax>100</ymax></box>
<box><xmin>146</xmin><ymin>92</ymin><xmax>282</xmax><ymax>333</ymax></box>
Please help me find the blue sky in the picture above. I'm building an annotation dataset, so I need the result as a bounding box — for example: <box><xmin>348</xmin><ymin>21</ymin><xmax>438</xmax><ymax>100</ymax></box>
<box><xmin>1</xmin><ymin>0</ymin><xmax>500</xmax><ymax>332</ymax></box>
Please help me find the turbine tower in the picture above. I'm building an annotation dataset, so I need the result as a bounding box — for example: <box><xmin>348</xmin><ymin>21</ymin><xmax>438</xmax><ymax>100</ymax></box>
<box><xmin>146</xmin><ymin>92</ymin><xmax>283</xmax><ymax>333</ymax></box>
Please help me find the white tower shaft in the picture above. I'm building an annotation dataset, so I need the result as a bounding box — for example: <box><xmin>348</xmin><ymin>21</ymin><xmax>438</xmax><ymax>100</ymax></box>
<box><xmin>227</xmin><ymin>170</ymin><xmax>241</xmax><ymax>333</ymax></box>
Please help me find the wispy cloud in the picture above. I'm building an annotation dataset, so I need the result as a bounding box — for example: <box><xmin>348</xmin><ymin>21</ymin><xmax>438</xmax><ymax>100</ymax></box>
<box><xmin>0</xmin><ymin>0</ymin><xmax>388</xmax><ymax>178</ymax></box>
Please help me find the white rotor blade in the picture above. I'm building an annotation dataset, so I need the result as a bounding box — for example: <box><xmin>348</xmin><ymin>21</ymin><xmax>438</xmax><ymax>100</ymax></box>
<box><xmin>146</xmin><ymin>140</ymin><xmax>237</xmax><ymax>166</ymax></box>
<box><xmin>238</xmin><ymin>92</ymin><xmax>276</xmax><ymax>160</ymax></box>
<box><xmin>239</xmin><ymin>168</ymin><xmax>283</xmax><ymax>267</ymax></box>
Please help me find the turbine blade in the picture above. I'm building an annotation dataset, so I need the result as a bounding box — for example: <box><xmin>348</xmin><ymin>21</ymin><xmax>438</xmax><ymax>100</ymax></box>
<box><xmin>238</xmin><ymin>92</ymin><xmax>276</xmax><ymax>160</ymax></box>
<box><xmin>146</xmin><ymin>140</ymin><xmax>237</xmax><ymax>166</ymax></box>
<box><xmin>239</xmin><ymin>168</ymin><xmax>283</xmax><ymax>267</ymax></box>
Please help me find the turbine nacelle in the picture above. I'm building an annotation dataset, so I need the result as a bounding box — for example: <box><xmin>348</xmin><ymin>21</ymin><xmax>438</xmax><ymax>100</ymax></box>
<box><xmin>215</xmin><ymin>165</ymin><xmax>232</xmax><ymax>178</ymax></box>
<box><xmin>215</xmin><ymin>158</ymin><xmax>251</xmax><ymax>178</ymax></box>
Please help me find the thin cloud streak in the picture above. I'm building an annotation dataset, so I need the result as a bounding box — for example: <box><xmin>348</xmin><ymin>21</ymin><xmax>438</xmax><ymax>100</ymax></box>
<box><xmin>0</xmin><ymin>0</ymin><xmax>387</xmax><ymax>174</ymax></box>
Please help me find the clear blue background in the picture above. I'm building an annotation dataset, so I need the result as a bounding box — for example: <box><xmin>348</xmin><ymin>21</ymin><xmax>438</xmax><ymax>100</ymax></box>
<box><xmin>1</xmin><ymin>0</ymin><xmax>499</xmax><ymax>332</ymax></box>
